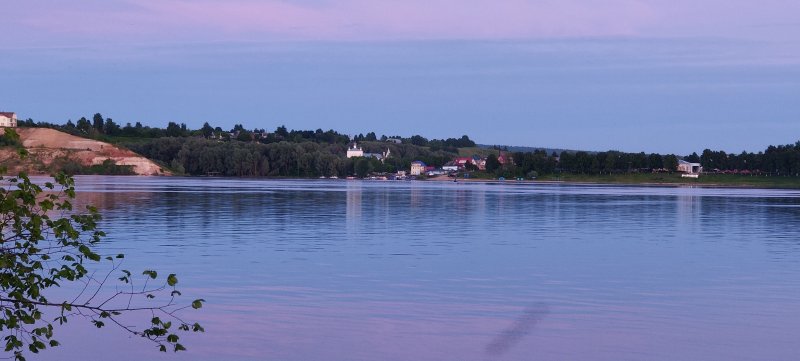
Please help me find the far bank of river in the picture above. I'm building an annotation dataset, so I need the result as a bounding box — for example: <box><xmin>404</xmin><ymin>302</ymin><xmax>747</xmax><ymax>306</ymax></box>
<box><xmin>426</xmin><ymin>172</ymin><xmax>800</xmax><ymax>189</ymax></box>
<box><xmin>13</xmin><ymin>171</ymin><xmax>800</xmax><ymax>190</ymax></box>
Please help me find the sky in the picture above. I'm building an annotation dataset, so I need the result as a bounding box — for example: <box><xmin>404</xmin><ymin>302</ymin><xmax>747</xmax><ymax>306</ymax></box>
<box><xmin>1</xmin><ymin>0</ymin><xmax>800</xmax><ymax>154</ymax></box>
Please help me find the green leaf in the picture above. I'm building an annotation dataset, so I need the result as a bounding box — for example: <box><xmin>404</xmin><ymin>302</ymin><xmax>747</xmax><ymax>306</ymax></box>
<box><xmin>142</xmin><ymin>270</ymin><xmax>157</xmax><ymax>279</ymax></box>
<box><xmin>191</xmin><ymin>299</ymin><xmax>205</xmax><ymax>309</ymax></box>
<box><xmin>167</xmin><ymin>274</ymin><xmax>178</xmax><ymax>286</ymax></box>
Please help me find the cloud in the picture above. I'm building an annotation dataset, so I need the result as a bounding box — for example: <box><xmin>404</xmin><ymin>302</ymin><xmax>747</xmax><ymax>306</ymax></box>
<box><xmin>4</xmin><ymin>0</ymin><xmax>800</xmax><ymax>47</ymax></box>
<box><xmin>0</xmin><ymin>0</ymin><xmax>696</xmax><ymax>44</ymax></box>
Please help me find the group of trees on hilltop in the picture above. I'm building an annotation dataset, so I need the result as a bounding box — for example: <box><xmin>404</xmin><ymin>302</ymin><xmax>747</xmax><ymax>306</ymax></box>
<box><xmin>351</xmin><ymin>133</ymin><xmax>475</xmax><ymax>149</ymax></box>
<box><xmin>23</xmin><ymin>113</ymin><xmax>192</xmax><ymax>139</ymax></box>
<box><xmin>20</xmin><ymin>115</ymin><xmax>476</xmax><ymax>151</ymax></box>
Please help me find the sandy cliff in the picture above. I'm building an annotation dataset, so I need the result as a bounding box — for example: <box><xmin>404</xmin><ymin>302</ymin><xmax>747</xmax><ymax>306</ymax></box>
<box><xmin>0</xmin><ymin>128</ymin><xmax>169</xmax><ymax>176</ymax></box>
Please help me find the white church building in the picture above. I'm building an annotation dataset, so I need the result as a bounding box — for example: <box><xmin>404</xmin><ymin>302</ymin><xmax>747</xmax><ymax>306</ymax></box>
<box><xmin>346</xmin><ymin>142</ymin><xmax>391</xmax><ymax>162</ymax></box>
<box><xmin>346</xmin><ymin>142</ymin><xmax>364</xmax><ymax>158</ymax></box>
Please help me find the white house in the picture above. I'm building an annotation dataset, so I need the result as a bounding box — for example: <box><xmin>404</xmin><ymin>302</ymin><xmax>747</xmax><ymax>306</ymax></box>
<box><xmin>346</xmin><ymin>143</ymin><xmax>364</xmax><ymax>158</ymax></box>
<box><xmin>410</xmin><ymin>161</ymin><xmax>426</xmax><ymax>176</ymax></box>
<box><xmin>0</xmin><ymin>112</ymin><xmax>17</xmax><ymax>128</ymax></box>
<box><xmin>678</xmin><ymin>160</ymin><xmax>702</xmax><ymax>178</ymax></box>
<box><xmin>442</xmin><ymin>161</ymin><xmax>459</xmax><ymax>172</ymax></box>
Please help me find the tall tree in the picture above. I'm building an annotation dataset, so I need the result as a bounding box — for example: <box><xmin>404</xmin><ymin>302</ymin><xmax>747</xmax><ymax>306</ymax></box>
<box><xmin>76</xmin><ymin>117</ymin><xmax>91</xmax><ymax>133</ymax></box>
<box><xmin>486</xmin><ymin>154</ymin><xmax>500</xmax><ymax>172</ymax></box>
<box><xmin>648</xmin><ymin>153</ymin><xmax>663</xmax><ymax>169</ymax></box>
<box><xmin>664</xmin><ymin>154</ymin><xmax>679</xmax><ymax>171</ymax></box>
<box><xmin>165</xmin><ymin>122</ymin><xmax>183</xmax><ymax>137</ymax></box>
<box><xmin>92</xmin><ymin>113</ymin><xmax>104</xmax><ymax>133</ymax></box>
<box><xmin>104</xmin><ymin>118</ymin><xmax>121</xmax><ymax>136</ymax></box>
<box><xmin>201</xmin><ymin>122</ymin><xmax>214</xmax><ymax>138</ymax></box>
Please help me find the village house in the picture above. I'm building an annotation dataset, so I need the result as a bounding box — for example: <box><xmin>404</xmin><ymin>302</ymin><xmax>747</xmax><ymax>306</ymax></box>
<box><xmin>497</xmin><ymin>151</ymin><xmax>510</xmax><ymax>165</ymax></box>
<box><xmin>472</xmin><ymin>155</ymin><xmax>487</xmax><ymax>170</ymax></box>
<box><xmin>0</xmin><ymin>112</ymin><xmax>17</xmax><ymax>128</ymax></box>
<box><xmin>447</xmin><ymin>155</ymin><xmax>487</xmax><ymax>171</ymax></box>
<box><xmin>678</xmin><ymin>160</ymin><xmax>702</xmax><ymax>178</ymax></box>
<box><xmin>453</xmin><ymin>157</ymin><xmax>473</xmax><ymax>168</ymax></box>
<box><xmin>442</xmin><ymin>161</ymin><xmax>459</xmax><ymax>172</ymax></box>
<box><xmin>410</xmin><ymin>161</ymin><xmax>426</xmax><ymax>176</ymax></box>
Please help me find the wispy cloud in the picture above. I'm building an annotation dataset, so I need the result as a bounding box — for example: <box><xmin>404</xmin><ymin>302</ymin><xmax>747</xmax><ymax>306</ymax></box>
<box><xmin>6</xmin><ymin>0</ymin><xmax>798</xmax><ymax>45</ymax></box>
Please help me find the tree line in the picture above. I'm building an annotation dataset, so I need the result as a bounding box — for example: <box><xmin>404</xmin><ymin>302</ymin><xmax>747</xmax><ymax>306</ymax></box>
<box><xmin>20</xmin><ymin>113</ymin><xmax>476</xmax><ymax>149</ymax></box>
<box><xmin>12</xmin><ymin>113</ymin><xmax>800</xmax><ymax>177</ymax></box>
<box><xmin>126</xmin><ymin>138</ymin><xmax>457</xmax><ymax>177</ymax></box>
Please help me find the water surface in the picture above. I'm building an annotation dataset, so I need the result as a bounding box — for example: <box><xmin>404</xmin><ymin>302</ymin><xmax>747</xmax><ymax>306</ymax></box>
<box><xmin>38</xmin><ymin>177</ymin><xmax>800</xmax><ymax>361</ymax></box>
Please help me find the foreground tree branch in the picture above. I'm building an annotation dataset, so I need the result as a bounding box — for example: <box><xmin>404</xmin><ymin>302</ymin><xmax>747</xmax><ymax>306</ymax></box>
<box><xmin>0</xmin><ymin>172</ymin><xmax>203</xmax><ymax>360</ymax></box>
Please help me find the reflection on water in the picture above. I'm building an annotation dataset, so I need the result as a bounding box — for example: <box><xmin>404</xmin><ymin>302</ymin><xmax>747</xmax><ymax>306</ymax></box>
<box><xmin>34</xmin><ymin>176</ymin><xmax>800</xmax><ymax>361</ymax></box>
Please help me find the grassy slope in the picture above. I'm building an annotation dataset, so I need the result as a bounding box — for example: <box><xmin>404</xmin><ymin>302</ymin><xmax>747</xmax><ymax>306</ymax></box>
<box><xmin>458</xmin><ymin>147</ymin><xmax>498</xmax><ymax>158</ymax></box>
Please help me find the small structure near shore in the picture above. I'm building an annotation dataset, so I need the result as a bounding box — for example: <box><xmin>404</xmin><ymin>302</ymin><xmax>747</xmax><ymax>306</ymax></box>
<box><xmin>678</xmin><ymin>160</ymin><xmax>702</xmax><ymax>178</ymax></box>
<box><xmin>0</xmin><ymin>112</ymin><xmax>17</xmax><ymax>128</ymax></box>
<box><xmin>410</xmin><ymin>161</ymin><xmax>426</xmax><ymax>176</ymax></box>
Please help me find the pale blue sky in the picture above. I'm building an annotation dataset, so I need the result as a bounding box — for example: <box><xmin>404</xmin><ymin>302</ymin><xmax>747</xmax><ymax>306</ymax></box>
<box><xmin>2</xmin><ymin>1</ymin><xmax>799</xmax><ymax>154</ymax></box>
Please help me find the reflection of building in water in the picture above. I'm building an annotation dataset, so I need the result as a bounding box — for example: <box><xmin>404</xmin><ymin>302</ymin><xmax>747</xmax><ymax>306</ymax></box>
<box><xmin>346</xmin><ymin>183</ymin><xmax>362</xmax><ymax>227</ymax></box>
<box><xmin>409</xmin><ymin>185</ymin><xmax>423</xmax><ymax>208</ymax></box>
<box><xmin>676</xmin><ymin>188</ymin><xmax>702</xmax><ymax>233</ymax></box>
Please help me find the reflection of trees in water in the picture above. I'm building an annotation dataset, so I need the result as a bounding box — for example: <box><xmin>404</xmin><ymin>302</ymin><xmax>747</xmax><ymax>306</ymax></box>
<box><xmin>76</xmin><ymin>187</ymin><xmax>349</xmax><ymax>252</ymax></box>
<box><xmin>697</xmin><ymin>196</ymin><xmax>800</xmax><ymax>256</ymax></box>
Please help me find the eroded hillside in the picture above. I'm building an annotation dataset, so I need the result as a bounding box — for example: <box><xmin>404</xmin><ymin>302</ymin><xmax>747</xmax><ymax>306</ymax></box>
<box><xmin>0</xmin><ymin>128</ymin><xmax>169</xmax><ymax>176</ymax></box>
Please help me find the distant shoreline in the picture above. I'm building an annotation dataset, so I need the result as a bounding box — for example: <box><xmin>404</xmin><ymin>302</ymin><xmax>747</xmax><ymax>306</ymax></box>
<box><xmin>149</xmin><ymin>173</ymin><xmax>800</xmax><ymax>190</ymax></box>
<box><xmin>12</xmin><ymin>172</ymin><xmax>800</xmax><ymax>191</ymax></box>
<box><xmin>424</xmin><ymin>173</ymin><xmax>800</xmax><ymax>190</ymax></box>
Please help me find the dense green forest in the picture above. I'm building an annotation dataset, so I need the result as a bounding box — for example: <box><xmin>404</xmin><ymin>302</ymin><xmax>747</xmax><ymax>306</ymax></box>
<box><xmin>13</xmin><ymin>113</ymin><xmax>800</xmax><ymax>178</ymax></box>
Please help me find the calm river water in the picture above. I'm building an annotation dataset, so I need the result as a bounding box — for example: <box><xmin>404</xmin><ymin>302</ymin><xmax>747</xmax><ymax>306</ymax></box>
<box><xmin>37</xmin><ymin>177</ymin><xmax>800</xmax><ymax>361</ymax></box>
